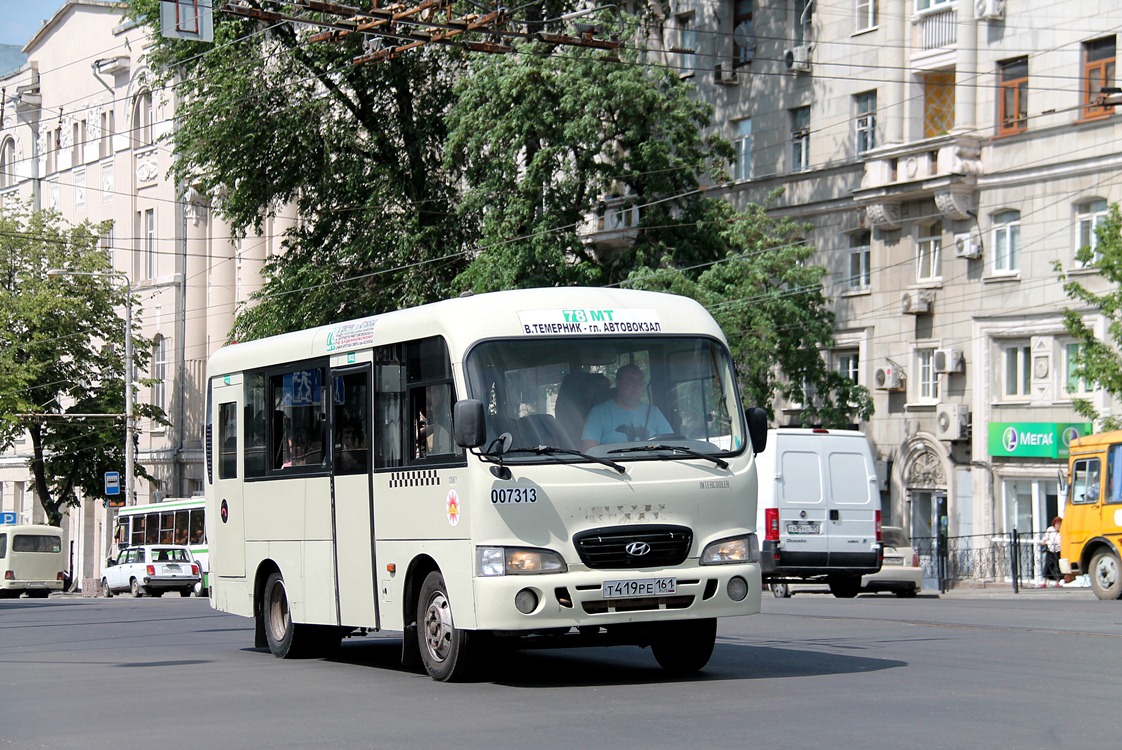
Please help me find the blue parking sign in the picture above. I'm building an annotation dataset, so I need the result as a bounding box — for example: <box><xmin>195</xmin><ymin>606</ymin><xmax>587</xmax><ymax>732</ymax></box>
<box><xmin>1</xmin><ymin>511</ymin><xmax>16</xmax><ymax>525</ymax></box>
<box><xmin>104</xmin><ymin>471</ymin><xmax>121</xmax><ymax>496</ymax></box>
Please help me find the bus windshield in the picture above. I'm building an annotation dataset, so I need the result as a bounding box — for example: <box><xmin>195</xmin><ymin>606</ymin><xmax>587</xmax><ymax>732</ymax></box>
<box><xmin>463</xmin><ymin>336</ymin><xmax>744</xmax><ymax>462</ymax></box>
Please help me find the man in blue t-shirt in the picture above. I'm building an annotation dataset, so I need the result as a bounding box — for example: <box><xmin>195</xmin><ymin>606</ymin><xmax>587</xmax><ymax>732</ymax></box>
<box><xmin>581</xmin><ymin>364</ymin><xmax>673</xmax><ymax>450</ymax></box>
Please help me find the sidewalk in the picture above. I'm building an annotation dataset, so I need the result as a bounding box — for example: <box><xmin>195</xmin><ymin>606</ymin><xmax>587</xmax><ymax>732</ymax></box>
<box><xmin>936</xmin><ymin>580</ymin><xmax>1094</xmax><ymax>600</ymax></box>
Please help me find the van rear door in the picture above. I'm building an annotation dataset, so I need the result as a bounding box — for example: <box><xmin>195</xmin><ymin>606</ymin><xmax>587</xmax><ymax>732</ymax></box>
<box><xmin>776</xmin><ymin>435</ymin><xmax>829</xmax><ymax>569</ymax></box>
<box><xmin>824</xmin><ymin>438</ymin><xmax>880</xmax><ymax>571</ymax></box>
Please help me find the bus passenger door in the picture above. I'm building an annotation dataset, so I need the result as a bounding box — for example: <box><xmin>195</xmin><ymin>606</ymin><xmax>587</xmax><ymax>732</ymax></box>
<box><xmin>211</xmin><ymin>380</ymin><xmax>246</xmax><ymax>579</ymax></box>
<box><xmin>331</xmin><ymin>364</ymin><xmax>379</xmax><ymax>629</ymax></box>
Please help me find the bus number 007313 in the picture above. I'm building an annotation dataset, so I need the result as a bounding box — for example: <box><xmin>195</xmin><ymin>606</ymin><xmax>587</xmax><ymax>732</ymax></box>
<box><xmin>491</xmin><ymin>488</ymin><xmax>537</xmax><ymax>504</ymax></box>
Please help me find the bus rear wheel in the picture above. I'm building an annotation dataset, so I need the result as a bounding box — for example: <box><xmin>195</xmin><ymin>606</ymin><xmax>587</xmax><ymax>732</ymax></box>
<box><xmin>1089</xmin><ymin>550</ymin><xmax>1122</xmax><ymax>600</ymax></box>
<box><xmin>417</xmin><ymin>570</ymin><xmax>474</xmax><ymax>682</ymax></box>
<box><xmin>650</xmin><ymin>618</ymin><xmax>717</xmax><ymax>675</ymax></box>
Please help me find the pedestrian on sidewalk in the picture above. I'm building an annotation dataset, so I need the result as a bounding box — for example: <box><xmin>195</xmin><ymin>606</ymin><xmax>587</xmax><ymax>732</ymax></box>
<box><xmin>1041</xmin><ymin>517</ymin><xmax>1063</xmax><ymax>587</ymax></box>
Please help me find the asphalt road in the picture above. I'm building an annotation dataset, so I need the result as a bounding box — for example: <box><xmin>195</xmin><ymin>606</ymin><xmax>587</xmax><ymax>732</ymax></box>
<box><xmin>1</xmin><ymin>587</ymin><xmax>1116</xmax><ymax>750</ymax></box>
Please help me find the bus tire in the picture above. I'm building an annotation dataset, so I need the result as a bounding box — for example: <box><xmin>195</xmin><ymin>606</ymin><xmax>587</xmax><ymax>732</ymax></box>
<box><xmin>651</xmin><ymin>618</ymin><xmax>717</xmax><ymax>675</ymax></box>
<box><xmin>417</xmin><ymin>570</ymin><xmax>474</xmax><ymax>682</ymax></box>
<box><xmin>102</xmin><ymin>578</ymin><xmax>113</xmax><ymax>598</ymax></box>
<box><xmin>261</xmin><ymin>572</ymin><xmax>320</xmax><ymax>658</ymax></box>
<box><xmin>1089</xmin><ymin>550</ymin><xmax>1122</xmax><ymax>600</ymax></box>
<box><xmin>829</xmin><ymin>576</ymin><xmax>861</xmax><ymax>598</ymax></box>
<box><xmin>130</xmin><ymin>578</ymin><xmax>144</xmax><ymax>598</ymax></box>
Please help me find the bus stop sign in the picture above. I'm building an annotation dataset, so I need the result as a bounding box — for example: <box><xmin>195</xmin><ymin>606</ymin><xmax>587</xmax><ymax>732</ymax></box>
<box><xmin>104</xmin><ymin>471</ymin><xmax>121</xmax><ymax>496</ymax></box>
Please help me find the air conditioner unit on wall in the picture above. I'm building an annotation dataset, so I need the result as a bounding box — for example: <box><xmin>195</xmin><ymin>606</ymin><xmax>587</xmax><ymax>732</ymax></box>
<box><xmin>933</xmin><ymin>347</ymin><xmax>965</xmax><ymax>374</ymax></box>
<box><xmin>874</xmin><ymin>366</ymin><xmax>905</xmax><ymax>391</ymax></box>
<box><xmin>936</xmin><ymin>403</ymin><xmax>971</xmax><ymax>441</ymax></box>
<box><xmin>784</xmin><ymin>44</ymin><xmax>811</xmax><ymax>73</ymax></box>
<box><xmin>974</xmin><ymin>0</ymin><xmax>1005</xmax><ymax>21</ymax></box>
<box><xmin>714</xmin><ymin>62</ymin><xmax>738</xmax><ymax>85</ymax></box>
<box><xmin>901</xmin><ymin>289</ymin><xmax>931</xmax><ymax>315</ymax></box>
<box><xmin>954</xmin><ymin>233</ymin><xmax>982</xmax><ymax>260</ymax></box>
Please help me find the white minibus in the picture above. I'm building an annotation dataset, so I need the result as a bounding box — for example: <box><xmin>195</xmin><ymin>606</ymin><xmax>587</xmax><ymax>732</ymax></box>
<box><xmin>0</xmin><ymin>524</ymin><xmax>66</xmax><ymax>598</ymax></box>
<box><xmin>205</xmin><ymin>287</ymin><xmax>767</xmax><ymax>680</ymax></box>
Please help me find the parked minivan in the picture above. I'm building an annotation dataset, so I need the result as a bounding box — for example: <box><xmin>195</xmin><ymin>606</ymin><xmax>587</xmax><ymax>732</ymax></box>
<box><xmin>0</xmin><ymin>524</ymin><xmax>66</xmax><ymax>598</ymax></box>
<box><xmin>756</xmin><ymin>429</ymin><xmax>882</xmax><ymax>597</ymax></box>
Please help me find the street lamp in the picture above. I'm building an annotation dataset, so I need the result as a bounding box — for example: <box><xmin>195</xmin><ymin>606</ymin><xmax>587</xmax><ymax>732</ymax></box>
<box><xmin>47</xmin><ymin>268</ymin><xmax>135</xmax><ymax>506</ymax></box>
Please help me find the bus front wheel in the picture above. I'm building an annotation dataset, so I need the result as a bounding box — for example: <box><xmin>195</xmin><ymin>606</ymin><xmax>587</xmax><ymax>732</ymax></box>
<box><xmin>1089</xmin><ymin>551</ymin><xmax>1122</xmax><ymax>600</ymax></box>
<box><xmin>650</xmin><ymin>618</ymin><xmax>717</xmax><ymax>675</ymax></box>
<box><xmin>417</xmin><ymin>570</ymin><xmax>474</xmax><ymax>682</ymax></box>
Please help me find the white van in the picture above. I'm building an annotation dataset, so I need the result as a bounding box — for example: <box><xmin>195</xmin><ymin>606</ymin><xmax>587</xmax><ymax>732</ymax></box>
<box><xmin>0</xmin><ymin>524</ymin><xmax>67</xmax><ymax>599</ymax></box>
<box><xmin>755</xmin><ymin>429</ymin><xmax>882</xmax><ymax>598</ymax></box>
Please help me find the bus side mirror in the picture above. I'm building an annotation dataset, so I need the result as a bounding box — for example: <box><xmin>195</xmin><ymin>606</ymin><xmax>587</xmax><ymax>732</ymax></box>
<box><xmin>453</xmin><ymin>399</ymin><xmax>487</xmax><ymax>449</ymax></box>
<box><xmin>747</xmin><ymin>407</ymin><xmax>768</xmax><ymax>455</ymax></box>
<box><xmin>1057</xmin><ymin>468</ymin><xmax>1068</xmax><ymax>496</ymax></box>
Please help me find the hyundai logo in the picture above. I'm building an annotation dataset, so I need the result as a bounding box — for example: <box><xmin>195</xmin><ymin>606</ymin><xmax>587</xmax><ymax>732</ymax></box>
<box><xmin>625</xmin><ymin>541</ymin><xmax>652</xmax><ymax>556</ymax></box>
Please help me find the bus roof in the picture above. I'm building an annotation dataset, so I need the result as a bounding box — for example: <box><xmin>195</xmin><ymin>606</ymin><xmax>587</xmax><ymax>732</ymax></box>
<box><xmin>1069</xmin><ymin>429</ymin><xmax>1122</xmax><ymax>453</ymax></box>
<box><xmin>115</xmin><ymin>497</ymin><xmax>204</xmax><ymax>515</ymax></box>
<box><xmin>207</xmin><ymin>287</ymin><xmax>725</xmax><ymax>378</ymax></box>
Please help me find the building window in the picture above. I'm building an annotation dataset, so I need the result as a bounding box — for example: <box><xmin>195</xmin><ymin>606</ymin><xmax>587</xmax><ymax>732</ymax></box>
<box><xmin>848</xmin><ymin>230</ymin><xmax>871</xmax><ymax>290</ymax></box>
<box><xmin>792</xmin><ymin>0</ymin><xmax>810</xmax><ymax>44</ymax></box>
<box><xmin>837</xmin><ymin>351</ymin><xmax>860</xmax><ymax>384</ymax></box>
<box><xmin>915</xmin><ymin>0</ymin><xmax>952</xmax><ymax>10</ymax></box>
<box><xmin>790</xmin><ymin>106</ymin><xmax>810</xmax><ymax>172</ymax></box>
<box><xmin>855</xmin><ymin>91</ymin><xmax>877</xmax><ymax>154</ymax></box>
<box><xmin>733</xmin><ymin>119</ymin><xmax>751</xmax><ymax>181</ymax></box>
<box><xmin>99</xmin><ymin>109</ymin><xmax>115</xmax><ymax>159</ymax></box>
<box><xmin>1064</xmin><ymin>342</ymin><xmax>1092</xmax><ymax>397</ymax></box>
<box><xmin>0</xmin><ymin>138</ymin><xmax>14</xmax><ymax>189</ymax></box>
<box><xmin>992</xmin><ymin>210</ymin><xmax>1021</xmax><ymax>274</ymax></box>
<box><xmin>136</xmin><ymin>208</ymin><xmax>156</xmax><ymax>279</ymax></box>
<box><xmin>733</xmin><ymin>0</ymin><xmax>754</xmax><ymax>67</ymax></box>
<box><xmin>133</xmin><ymin>91</ymin><xmax>154</xmax><ymax>147</ymax></box>
<box><xmin>923</xmin><ymin>71</ymin><xmax>955</xmax><ymax>138</ymax></box>
<box><xmin>917</xmin><ymin>349</ymin><xmax>938</xmax><ymax>401</ymax></box>
<box><xmin>997</xmin><ymin>57</ymin><xmax>1028</xmax><ymax>136</ymax></box>
<box><xmin>855</xmin><ymin>0</ymin><xmax>876</xmax><ymax>31</ymax></box>
<box><xmin>916</xmin><ymin>223</ymin><xmax>942</xmax><ymax>282</ymax></box>
<box><xmin>1082</xmin><ymin>37</ymin><xmax>1116</xmax><ymax>120</ymax></box>
<box><xmin>152</xmin><ymin>335</ymin><xmax>167</xmax><ymax>413</ymax></box>
<box><xmin>1003</xmin><ymin>343</ymin><xmax>1031</xmax><ymax>398</ymax></box>
<box><xmin>1075</xmin><ymin>198</ymin><xmax>1109</xmax><ymax>268</ymax></box>
<box><xmin>673</xmin><ymin>11</ymin><xmax>696</xmax><ymax>74</ymax></box>
<box><xmin>100</xmin><ymin>227</ymin><xmax>115</xmax><ymax>269</ymax></box>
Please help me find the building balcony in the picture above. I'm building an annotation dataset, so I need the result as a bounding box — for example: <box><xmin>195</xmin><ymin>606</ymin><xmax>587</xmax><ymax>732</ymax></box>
<box><xmin>577</xmin><ymin>196</ymin><xmax>640</xmax><ymax>253</ymax></box>
<box><xmin>851</xmin><ymin>133</ymin><xmax>983</xmax><ymax>230</ymax></box>
<box><xmin>915</xmin><ymin>6</ymin><xmax>956</xmax><ymax>51</ymax></box>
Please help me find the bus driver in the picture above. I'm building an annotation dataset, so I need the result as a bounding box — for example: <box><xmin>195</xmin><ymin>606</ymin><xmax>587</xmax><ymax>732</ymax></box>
<box><xmin>581</xmin><ymin>364</ymin><xmax>673</xmax><ymax>450</ymax></box>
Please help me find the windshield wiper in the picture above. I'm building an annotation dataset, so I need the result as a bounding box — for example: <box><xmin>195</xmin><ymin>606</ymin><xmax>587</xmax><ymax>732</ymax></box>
<box><xmin>607</xmin><ymin>444</ymin><xmax>729</xmax><ymax>470</ymax></box>
<box><xmin>506</xmin><ymin>445</ymin><xmax>627</xmax><ymax>474</ymax></box>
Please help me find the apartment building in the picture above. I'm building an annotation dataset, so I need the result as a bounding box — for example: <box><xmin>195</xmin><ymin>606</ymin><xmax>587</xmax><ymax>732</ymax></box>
<box><xmin>654</xmin><ymin>0</ymin><xmax>1122</xmax><ymax>545</ymax></box>
<box><xmin>0</xmin><ymin>0</ymin><xmax>285</xmax><ymax>586</ymax></box>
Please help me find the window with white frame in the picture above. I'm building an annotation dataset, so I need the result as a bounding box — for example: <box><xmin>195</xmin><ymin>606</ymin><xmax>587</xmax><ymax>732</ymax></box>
<box><xmin>836</xmin><ymin>351</ymin><xmax>860</xmax><ymax>384</ymax></box>
<box><xmin>152</xmin><ymin>335</ymin><xmax>167</xmax><ymax>413</ymax></box>
<box><xmin>1075</xmin><ymin>198</ymin><xmax>1108</xmax><ymax>268</ymax></box>
<box><xmin>855</xmin><ymin>91</ymin><xmax>877</xmax><ymax>154</ymax></box>
<box><xmin>916</xmin><ymin>223</ymin><xmax>942</xmax><ymax>282</ymax></box>
<box><xmin>100</xmin><ymin>227</ymin><xmax>115</xmax><ymax>269</ymax></box>
<box><xmin>1003</xmin><ymin>342</ymin><xmax>1031</xmax><ymax>398</ymax></box>
<box><xmin>790</xmin><ymin>106</ymin><xmax>810</xmax><ymax>172</ymax></box>
<box><xmin>136</xmin><ymin>208</ymin><xmax>156</xmax><ymax>280</ymax></box>
<box><xmin>915</xmin><ymin>0</ymin><xmax>952</xmax><ymax>10</ymax></box>
<box><xmin>855</xmin><ymin>0</ymin><xmax>876</xmax><ymax>31</ymax></box>
<box><xmin>99</xmin><ymin>109</ymin><xmax>115</xmax><ymax>159</ymax></box>
<box><xmin>916</xmin><ymin>349</ymin><xmax>938</xmax><ymax>401</ymax></box>
<box><xmin>0</xmin><ymin>138</ymin><xmax>14</xmax><ymax>189</ymax></box>
<box><xmin>674</xmin><ymin>11</ymin><xmax>696</xmax><ymax>74</ymax></box>
<box><xmin>848</xmin><ymin>230</ymin><xmax>871</xmax><ymax>290</ymax></box>
<box><xmin>734</xmin><ymin>119</ymin><xmax>751</xmax><ymax>182</ymax></box>
<box><xmin>1063</xmin><ymin>342</ymin><xmax>1092</xmax><ymax>396</ymax></box>
<box><xmin>992</xmin><ymin>210</ymin><xmax>1021</xmax><ymax>274</ymax></box>
<box><xmin>133</xmin><ymin>91</ymin><xmax>154</xmax><ymax>147</ymax></box>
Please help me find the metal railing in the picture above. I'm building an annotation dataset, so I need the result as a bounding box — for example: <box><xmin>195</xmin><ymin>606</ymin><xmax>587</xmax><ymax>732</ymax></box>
<box><xmin>911</xmin><ymin>532</ymin><xmax>1052</xmax><ymax>592</ymax></box>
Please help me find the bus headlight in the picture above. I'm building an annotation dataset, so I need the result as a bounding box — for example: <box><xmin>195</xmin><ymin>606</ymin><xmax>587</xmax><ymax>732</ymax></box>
<box><xmin>476</xmin><ymin>547</ymin><xmax>568</xmax><ymax>576</ymax></box>
<box><xmin>700</xmin><ymin>534</ymin><xmax>759</xmax><ymax>565</ymax></box>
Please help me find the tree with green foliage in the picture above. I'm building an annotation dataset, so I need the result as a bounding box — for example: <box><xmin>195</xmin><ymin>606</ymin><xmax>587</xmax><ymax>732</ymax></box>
<box><xmin>0</xmin><ymin>208</ymin><xmax>164</xmax><ymax>526</ymax></box>
<box><xmin>128</xmin><ymin>0</ymin><xmax>472</xmax><ymax>339</ymax></box>
<box><xmin>1057</xmin><ymin>203</ymin><xmax>1122</xmax><ymax>430</ymax></box>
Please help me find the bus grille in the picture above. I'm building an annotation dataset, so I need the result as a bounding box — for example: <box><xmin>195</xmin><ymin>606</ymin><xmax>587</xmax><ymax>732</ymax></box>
<box><xmin>573</xmin><ymin>525</ymin><xmax>693</xmax><ymax>569</ymax></box>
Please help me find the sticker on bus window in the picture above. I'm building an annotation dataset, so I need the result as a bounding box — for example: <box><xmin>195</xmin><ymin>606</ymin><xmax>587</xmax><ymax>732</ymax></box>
<box><xmin>517</xmin><ymin>308</ymin><xmax>661</xmax><ymax>336</ymax></box>
<box><xmin>446</xmin><ymin>490</ymin><xmax>461</xmax><ymax>527</ymax></box>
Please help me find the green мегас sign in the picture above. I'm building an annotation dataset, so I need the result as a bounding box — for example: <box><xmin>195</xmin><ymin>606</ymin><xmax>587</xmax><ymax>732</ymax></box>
<box><xmin>987</xmin><ymin>422</ymin><xmax>1093</xmax><ymax>459</ymax></box>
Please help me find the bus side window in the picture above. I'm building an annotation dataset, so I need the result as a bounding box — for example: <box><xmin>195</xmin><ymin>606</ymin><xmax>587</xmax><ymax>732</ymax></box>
<box><xmin>219</xmin><ymin>401</ymin><xmax>238</xmax><ymax>479</ymax></box>
<box><xmin>1109</xmin><ymin>445</ymin><xmax>1122</xmax><ymax>504</ymax></box>
<box><xmin>1073</xmin><ymin>458</ymin><xmax>1101</xmax><ymax>504</ymax></box>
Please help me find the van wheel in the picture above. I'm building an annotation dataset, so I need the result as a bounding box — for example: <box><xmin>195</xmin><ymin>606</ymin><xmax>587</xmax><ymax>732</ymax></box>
<box><xmin>102</xmin><ymin>578</ymin><xmax>113</xmax><ymax>598</ymax></box>
<box><xmin>828</xmin><ymin>576</ymin><xmax>861</xmax><ymax>598</ymax></box>
<box><xmin>1089</xmin><ymin>551</ymin><xmax>1122</xmax><ymax>600</ymax></box>
<box><xmin>130</xmin><ymin>578</ymin><xmax>144</xmax><ymax>597</ymax></box>
<box><xmin>180</xmin><ymin>589</ymin><xmax>192</xmax><ymax>597</ymax></box>
<box><xmin>651</xmin><ymin>618</ymin><xmax>717</xmax><ymax>675</ymax></box>
<box><xmin>417</xmin><ymin>570</ymin><xmax>474</xmax><ymax>681</ymax></box>
<box><xmin>771</xmin><ymin>583</ymin><xmax>791</xmax><ymax>598</ymax></box>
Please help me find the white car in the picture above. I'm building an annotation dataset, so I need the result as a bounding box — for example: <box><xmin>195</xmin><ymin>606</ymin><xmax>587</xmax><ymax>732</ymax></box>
<box><xmin>861</xmin><ymin>526</ymin><xmax>922</xmax><ymax>597</ymax></box>
<box><xmin>102</xmin><ymin>545</ymin><xmax>201</xmax><ymax>598</ymax></box>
